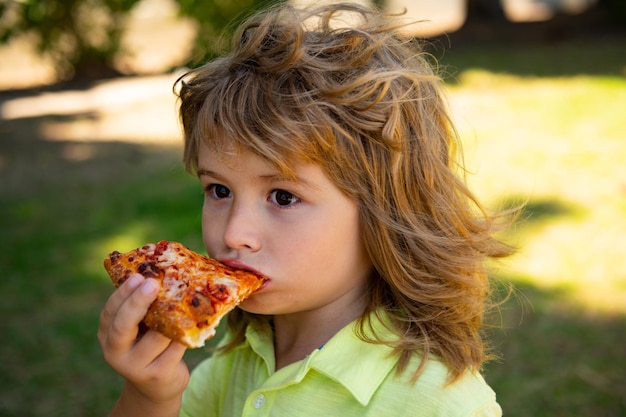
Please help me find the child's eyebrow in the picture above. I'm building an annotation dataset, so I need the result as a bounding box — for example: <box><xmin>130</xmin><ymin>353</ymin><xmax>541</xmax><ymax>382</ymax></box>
<box><xmin>196</xmin><ymin>168</ymin><xmax>219</xmax><ymax>180</ymax></box>
<box><xmin>258</xmin><ymin>174</ymin><xmax>321</xmax><ymax>190</ymax></box>
<box><xmin>258</xmin><ymin>174</ymin><xmax>298</xmax><ymax>183</ymax></box>
<box><xmin>196</xmin><ymin>169</ymin><xmax>289</xmax><ymax>182</ymax></box>
<box><xmin>197</xmin><ymin>168</ymin><xmax>320</xmax><ymax>190</ymax></box>
<box><xmin>197</xmin><ymin>168</ymin><xmax>213</xmax><ymax>178</ymax></box>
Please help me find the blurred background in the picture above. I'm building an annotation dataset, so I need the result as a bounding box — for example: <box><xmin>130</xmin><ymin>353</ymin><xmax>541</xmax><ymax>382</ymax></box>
<box><xmin>0</xmin><ymin>0</ymin><xmax>624</xmax><ymax>416</ymax></box>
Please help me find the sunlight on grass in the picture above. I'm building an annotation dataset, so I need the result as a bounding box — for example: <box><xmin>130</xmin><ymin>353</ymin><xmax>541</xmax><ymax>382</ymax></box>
<box><xmin>98</xmin><ymin>225</ymin><xmax>154</xmax><ymax>253</ymax></box>
<box><xmin>88</xmin><ymin>223</ymin><xmax>154</xmax><ymax>282</ymax></box>
<box><xmin>0</xmin><ymin>74</ymin><xmax>183</xmax><ymax>144</ymax></box>
<box><xmin>448</xmin><ymin>70</ymin><xmax>626</xmax><ymax>314</ymax></box>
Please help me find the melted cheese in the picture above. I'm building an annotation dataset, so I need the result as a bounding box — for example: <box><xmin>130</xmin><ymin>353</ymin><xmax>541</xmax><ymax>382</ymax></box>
<box><xmin>158</xmin><ymin>245</ymin><xmax>180</xmax><ymax>266</ymax></box>
<box><xmin>181</xmin><ymin>326</ymin><xmax>218</xmax><ymax>348</ymax></box>
<box><xmin>163</xmin><ymin>274</ymin><xmax>187</xmax><ymax>301</ymax></box>
<box><xmin>213</xmin><ymin>276</ymin><xmax>240</xmax><ymax>294</ymax></box>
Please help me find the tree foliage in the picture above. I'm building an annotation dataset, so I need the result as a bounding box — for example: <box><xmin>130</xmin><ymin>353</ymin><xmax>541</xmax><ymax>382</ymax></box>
<box><xmin>0</xmin><ymin>0</ymin><xmax>621</xmax><ymax>83</ymax></box>
<box><xmin>0</xmin><ymin>0</ymin><xmax>282</xmax><ymax>81</ymax></box>
<box><xmin>600</xmin><ymin>0</ymin><xmax>626</xmax><ymax>22</ymax></box>
<box><xmin>177</xmin><ymin>0</ymin><xmax>284</xmax><ymax>66</ymax></box>
<box><xmin>0</xmin><ymin>0</ymin><xmax>140</xmax><ymax>80</ymax></box>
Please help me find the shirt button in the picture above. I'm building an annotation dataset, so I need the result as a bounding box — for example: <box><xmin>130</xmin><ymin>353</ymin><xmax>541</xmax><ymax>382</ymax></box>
<box><xmin>252</xmin><ymin>394</ymin><xmax>265</xmax><ymax>409</ymax></box>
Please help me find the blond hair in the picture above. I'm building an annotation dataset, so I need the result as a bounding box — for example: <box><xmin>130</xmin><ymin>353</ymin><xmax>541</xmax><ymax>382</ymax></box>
<box><xmin>176</xmin><ymin>2</ymin><xmax>513</xmax><ymax>382</ymax></box>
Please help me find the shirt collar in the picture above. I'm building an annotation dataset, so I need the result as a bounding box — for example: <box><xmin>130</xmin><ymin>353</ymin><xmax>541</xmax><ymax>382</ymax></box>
<box><xmin>308</xmin><ymin>313</ymin><xmax>398</xmax><ymax>406</ymax></box>
<box><xmin>245</xmin><ymin>319</ymin><xmax>276</xmax><ymax>376</ymax></box>
<box><xmin>245</xmin><ymin>312</ymin><xmax>399</xmax><ymax>406</ymax></box>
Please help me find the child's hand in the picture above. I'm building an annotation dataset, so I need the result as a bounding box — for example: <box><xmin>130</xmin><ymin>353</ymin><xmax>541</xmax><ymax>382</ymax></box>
<box><xmin>98</xmin><ymin>274</ymin><xmax>190</xmax><ymax>412</ymax></box>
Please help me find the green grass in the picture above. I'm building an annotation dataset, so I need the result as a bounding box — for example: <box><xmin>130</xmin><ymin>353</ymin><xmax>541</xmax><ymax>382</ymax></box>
<box><xmin>1</xmin><ymin>35</ymin><xmax>625</xmax><ymax>416</ymax></box>
<box><xmin>0</xmin><ymin>128</ymin><xmax>206</xmax><ymax>416</ymax></box>
<box><xmin>438</xmin><ymin>36</ymin><xmax>626</xmax><ymax>416</ymax></box>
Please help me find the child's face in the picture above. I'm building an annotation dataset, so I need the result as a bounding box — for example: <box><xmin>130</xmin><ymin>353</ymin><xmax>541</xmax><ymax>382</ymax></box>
<box><xmin>198</xmin><ymin>142</ymin><xmax>372</xmax><ymax>318</ymax></box>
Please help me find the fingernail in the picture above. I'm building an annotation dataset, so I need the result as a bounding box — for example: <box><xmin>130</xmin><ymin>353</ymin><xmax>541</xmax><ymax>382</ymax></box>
<box><xmin>126</xmin><ymin>274</ymin><xmax>143</xmax><ymax>289</ymax></box>
<box><xmin>141</xmin><ymin>279</ymin><xmax>158</xmax><ymax>295</ymax></box>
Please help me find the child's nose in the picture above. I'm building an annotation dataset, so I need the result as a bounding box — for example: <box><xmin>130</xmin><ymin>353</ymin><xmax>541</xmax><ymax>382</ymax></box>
<box><xmin>222</xmin><ymin>203</ymin><xmax>261</xmax><ymax>252</ymax></box>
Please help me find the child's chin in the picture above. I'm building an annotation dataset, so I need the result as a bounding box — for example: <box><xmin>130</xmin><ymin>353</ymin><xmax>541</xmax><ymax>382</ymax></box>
<box><xmin>238</xmin><ymin>296</ymin><xmax>271</xmax><ymax>315</ymax></box>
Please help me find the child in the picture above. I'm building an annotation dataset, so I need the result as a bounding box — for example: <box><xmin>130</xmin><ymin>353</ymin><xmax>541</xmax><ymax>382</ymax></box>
<box><xmin>98</xmin><ymin>3</ymin><xmax>514</xmax><ymax>416</ymax></box>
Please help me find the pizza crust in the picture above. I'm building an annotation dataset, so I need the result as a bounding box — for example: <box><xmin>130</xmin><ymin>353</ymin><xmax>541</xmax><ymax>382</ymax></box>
<box><xmin>103</xmin><ymin>240</ymin><xmax>265</xmax><ymax>347</ymax></box>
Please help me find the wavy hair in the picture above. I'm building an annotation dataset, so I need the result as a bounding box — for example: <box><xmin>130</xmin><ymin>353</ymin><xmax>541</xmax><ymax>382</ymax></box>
<box><xmin>176</xmin><ymin>2</ymin><xmax>514</xmax><ymax>382</ymax></box>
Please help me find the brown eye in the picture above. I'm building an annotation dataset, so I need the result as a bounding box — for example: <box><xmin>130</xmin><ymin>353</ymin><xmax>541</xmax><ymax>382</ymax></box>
<box><xmin>270</xmin><ymin>189</ymin><xmax>299</xmax><ymax>207</ymax></box>
<box><xmin>208</xmin><ymin>184</ymin><xmax>231</xmax><ymax>199</ymax></box>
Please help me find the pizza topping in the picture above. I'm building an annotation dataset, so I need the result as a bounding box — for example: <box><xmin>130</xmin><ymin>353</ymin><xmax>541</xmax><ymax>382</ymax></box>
<box><xmin>103</xmin><ymin>240</ymin><xmax>265</xmax><ymax>348</ymax></box>
<box><xmin>138</xmin><ymin>262</ymin><xmax>160</xmax><ymax>278</ymax></box>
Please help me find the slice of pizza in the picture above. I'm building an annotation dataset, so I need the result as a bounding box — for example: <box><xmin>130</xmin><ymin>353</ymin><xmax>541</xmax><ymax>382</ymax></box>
<box><xmin>103</xmin><ymin>240</ymin><xmax>265</xmax><ymax>348</ymax></box>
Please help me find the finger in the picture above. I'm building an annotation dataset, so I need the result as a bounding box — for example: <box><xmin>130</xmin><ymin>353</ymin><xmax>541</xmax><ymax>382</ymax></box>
<box><xmin>153</xmin><ymin>341</ymin><xmax>188</xmax><ymax>370</ymax></box>
<box><xmin>151</xmin><ymin>342</ymin><xmax>190</xmax><ymax>388</ymax></box>
<box><xmin>120</xmin><ymin>331</ymin><xmax>187</xmax><ymax>382</ymax></box>
<box><xmin>98</xmin><ymin>274</ymin><xmax>145</xmax><ymax>347</ymax></box>
<box><xmin>146</xmin><ymin>340</ymin><xmax>189</xmax><ymax>384</ymax></box>
<box><xmin>105</xmin><ymin>278</ymin><xmax>160</xmax><ymax>353</ymax></box>
<box><xmin>99</xmin><ymin>274</ymin><xmax>145</xmax><ymax>328</ymax></box>
<box><xmin>130</xmin><ymin>329</ymin><xmax>174</xmax><ymax>365</ymax></box>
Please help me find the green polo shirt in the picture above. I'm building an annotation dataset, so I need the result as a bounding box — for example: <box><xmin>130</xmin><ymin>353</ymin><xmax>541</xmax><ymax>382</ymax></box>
<box><xmin>180</xmin><ymin>315</ymin><xmax>501</xmax><ymax>417</ymax></box>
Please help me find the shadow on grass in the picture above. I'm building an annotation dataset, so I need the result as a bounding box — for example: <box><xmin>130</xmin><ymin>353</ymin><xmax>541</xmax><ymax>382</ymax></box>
<box><xmin>425</xmin><ymin>12</ymin><xmax>626</xmax><ymax>81</ymax></box>
<box><xmin>486</xmin><ymin>278</ymin><xmax>626</xmax><ymax>417</ymax></box>
<box><xmin>432</xmin><ymin>37</ymin><xmax>626</xmax><ymax>81</ymax></box>
<box><xmin>483</xmin><ymin>195</ymin><xmax>626</xmax><ymax>415</ymax></box>
<box><xmin>496</xmin><ymin>195</ymin><xmax>586</xmax><ymax>227</ymax></box>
